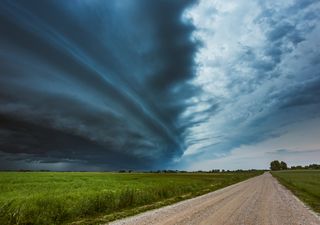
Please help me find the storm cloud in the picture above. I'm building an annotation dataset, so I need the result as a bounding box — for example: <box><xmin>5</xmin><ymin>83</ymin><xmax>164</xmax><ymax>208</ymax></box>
<box><xmin>0</xmin><ymin>0</ymin><xmax>197</xmax><ymax>170</ymax></box>
<box><xmin>1</xmin><ymin>0</ymin><xmax>320</xmax><ymax>171</ymax></box>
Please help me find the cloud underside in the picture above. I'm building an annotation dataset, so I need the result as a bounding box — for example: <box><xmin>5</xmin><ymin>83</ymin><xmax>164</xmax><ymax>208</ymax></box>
<box><xmin>0</xmin><ymin>0</ymin><xmax>197</xmax><ymax>169</ymax></box>
<box><xmin>0</xmin><ymin>0</ymin><xmax>320</xmax><ymax>170</ymax></box>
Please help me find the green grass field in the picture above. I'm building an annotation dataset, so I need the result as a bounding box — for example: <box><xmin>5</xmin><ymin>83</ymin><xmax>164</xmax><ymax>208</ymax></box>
<box><xmin>271</xmin><ymin>170</ymin><xmax>320</xmax><ymax>213</ymax></box>
<box><xmin>0</xmin><ymin>171</ymin><xmax>261</xmax><ymax>225</ymax></box>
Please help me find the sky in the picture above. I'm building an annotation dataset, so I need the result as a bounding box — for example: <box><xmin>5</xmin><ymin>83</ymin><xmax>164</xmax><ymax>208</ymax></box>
<box><xmin>0</xmin><ymin>0</ymin><xmax>319</xmax><ymax>171</ymax></box>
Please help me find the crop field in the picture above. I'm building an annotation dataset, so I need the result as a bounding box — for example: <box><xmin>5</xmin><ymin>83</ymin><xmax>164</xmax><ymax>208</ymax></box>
<box><xmin>0</xmin><ymin>171</ymin><xmax>261</xmax><ymax>225</ymax></box>
<box><xmin>272</xmin><ymin>170</ymin><xmax>320</xmax><ymax>213</ymax></box>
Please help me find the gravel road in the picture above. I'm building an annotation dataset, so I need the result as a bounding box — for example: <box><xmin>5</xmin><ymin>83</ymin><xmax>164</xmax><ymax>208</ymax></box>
<box><xmin>109</xmin><ymin>172</ymin><xmax>320</xmax><ymax>225</ymax></box>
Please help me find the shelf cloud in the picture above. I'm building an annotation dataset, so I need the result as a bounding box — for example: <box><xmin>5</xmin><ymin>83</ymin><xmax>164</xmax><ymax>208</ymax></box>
<box><xmin>0</xmin><ymin>0</ymin><xmax>319</xmax><ymax>170</ymax></box>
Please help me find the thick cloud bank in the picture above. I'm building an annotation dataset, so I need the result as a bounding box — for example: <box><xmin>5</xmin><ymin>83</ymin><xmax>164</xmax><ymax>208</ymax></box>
<box><xmin>1</xmin><ymin>0</ymin><xmax>320</xmax><ymax>171</ymax></box>
<box><xmin>181</xmin><ymin>0</ymin><xmax>320</xmax><ymax>169</ymax></box>
<box><xmin>0</xmin><ymin>0</ymin><xmax>197</xmax><ymax>170</ymax></box>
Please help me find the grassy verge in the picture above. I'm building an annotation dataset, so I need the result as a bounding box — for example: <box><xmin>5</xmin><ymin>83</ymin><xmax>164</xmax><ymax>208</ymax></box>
<box><xmin>0</xmin><ymin>171</ymin><xmax>262</xmax><ymax>225</ymax></box>
<box><xmin>271</xmin><ymin>170</ymin><xmax>320</xmax><ymax>214</ymax></box>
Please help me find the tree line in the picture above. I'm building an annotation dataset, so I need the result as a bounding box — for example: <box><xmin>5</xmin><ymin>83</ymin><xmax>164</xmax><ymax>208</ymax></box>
<box><xmin>270</xmin><ymin>160</ymin><xmax>320</xmax><ymax>171</ymax></box>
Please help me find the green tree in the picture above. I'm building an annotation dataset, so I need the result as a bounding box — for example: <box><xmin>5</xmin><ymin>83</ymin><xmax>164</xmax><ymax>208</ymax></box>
<box><xmin>270</xmin><ymin>160</ymin><xmax>281</xmax><ymax>171</ymax></box>
<box><xmin>280</xmin><ymin>161</ymin><xmax>287</xmax><ymax>170</ymax></box>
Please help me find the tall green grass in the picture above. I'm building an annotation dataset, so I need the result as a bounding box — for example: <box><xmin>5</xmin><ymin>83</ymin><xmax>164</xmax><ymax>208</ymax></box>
<box><xmin>0</xmin><ymin>171</ymin><xmax>261</xmax><ymax>225</ymax></box>
<box><xmin>272</xmin><ymin>170</ymin><xmax>320</xmax><ymax>213</ymax></box>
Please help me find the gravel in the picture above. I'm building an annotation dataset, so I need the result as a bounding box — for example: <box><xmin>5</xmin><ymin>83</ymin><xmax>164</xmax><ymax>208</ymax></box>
<box><xmin>108</xmin><ymin>172</ymin><xmax>320</xmax><ymax>225</ymax></box>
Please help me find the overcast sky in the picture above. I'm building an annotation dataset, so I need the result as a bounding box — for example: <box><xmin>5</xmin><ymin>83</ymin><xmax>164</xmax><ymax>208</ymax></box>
<box><xmin>0</xmin><ymin>0</ymin><xmax>319</xmax><ymax>171</ymax></box>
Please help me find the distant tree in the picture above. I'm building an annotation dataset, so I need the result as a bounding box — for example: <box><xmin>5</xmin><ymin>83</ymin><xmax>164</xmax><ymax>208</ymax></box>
<box><xmin>308</xmin><ymin>164</ymin><xmax>320</xmax><ymax>169</ymax></box>
<box><xmin>270</xmin><ymin>160</ymin><xmax>282</xmax><ymax>171</ymax></box>
<box><xmin>270</xmin><ymin>160</ymin><xmax>288</xmax><ymax>170</ymax></box>
<box><xmin>280</xmin><ymin>161</ymin><xmax>288</xmax><ymax>170</ymax></box>
<box><xmin>290</xmin><ymin>164</ymin><xmax>320</xmax><ymax>170</ymax></box>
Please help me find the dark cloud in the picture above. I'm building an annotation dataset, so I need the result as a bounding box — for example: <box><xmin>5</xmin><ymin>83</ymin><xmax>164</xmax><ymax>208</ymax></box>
<box><xmin>267</xmin><ymin>22</ymin><xmax>296</xmax><ymax>42</ymax></box>
<box><xmin>266</xmin><ymin>149</ymin><xmax>320</xmax><ymax>156</ymax></box>
<box><xmin>280</xmin><ymin>77</ymin><xmax>320</xmax><ymax>109</ymax></box>
<box><xmin>0</xmin><ymin>0</ymin><xmax>198</xmax><ymax>170</ymax></box>
<box><xmin>1</xmin><ymin>0</ymin><xmax>320</xmax><ymax>171</ymax></box>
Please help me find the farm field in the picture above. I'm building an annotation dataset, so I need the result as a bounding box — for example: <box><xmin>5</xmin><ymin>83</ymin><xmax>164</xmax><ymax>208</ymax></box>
<box><xmin>271</xmin><ymin>170</ymin><xmax>320</xmax><ymax>213</ymax></box>
<box><xmin>0</xmin><ymin>171</ymin><xmax>262</xmax><ymax>225</ymax></box>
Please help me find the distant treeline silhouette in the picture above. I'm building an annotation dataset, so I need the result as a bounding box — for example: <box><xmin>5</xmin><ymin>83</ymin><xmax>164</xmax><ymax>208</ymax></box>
<box><xmin>270</xmin><ymin>160</ymin><xmax>320</xmax><ymax>171</ymax></box>
<box><xmin>290</xmin><ymin>164</ymin><xmax>320</xmax><ymax>170</ymax></box>
<box><xmin>120</xmin><ymin>169</ymin><xmax>261</xmax><ymax>173</ymax></box>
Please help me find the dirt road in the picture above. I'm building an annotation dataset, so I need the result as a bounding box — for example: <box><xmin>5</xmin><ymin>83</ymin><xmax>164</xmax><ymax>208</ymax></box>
<box><xmin>109</xmin><ymin>172</ymin><xmax>319</xmax><ymax>225</ymax></box>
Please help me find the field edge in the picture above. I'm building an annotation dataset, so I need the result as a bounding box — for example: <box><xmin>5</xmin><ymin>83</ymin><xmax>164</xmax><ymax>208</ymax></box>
<box><xmin>271</xmin><ymin>171</ymin><xmax>320</xmax><ymax>215</ymax></box>
<box><xmin>70</xmin><ymin>172</ymin><xmax>263</xmax><ymax>225</ymax></box>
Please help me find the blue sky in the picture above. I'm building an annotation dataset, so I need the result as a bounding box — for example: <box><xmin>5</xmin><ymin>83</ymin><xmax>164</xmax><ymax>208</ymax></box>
<box><xmin>0</xmin><ymin>0</ymin><xmax>319</xmax><ymax>170</ymax></box>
